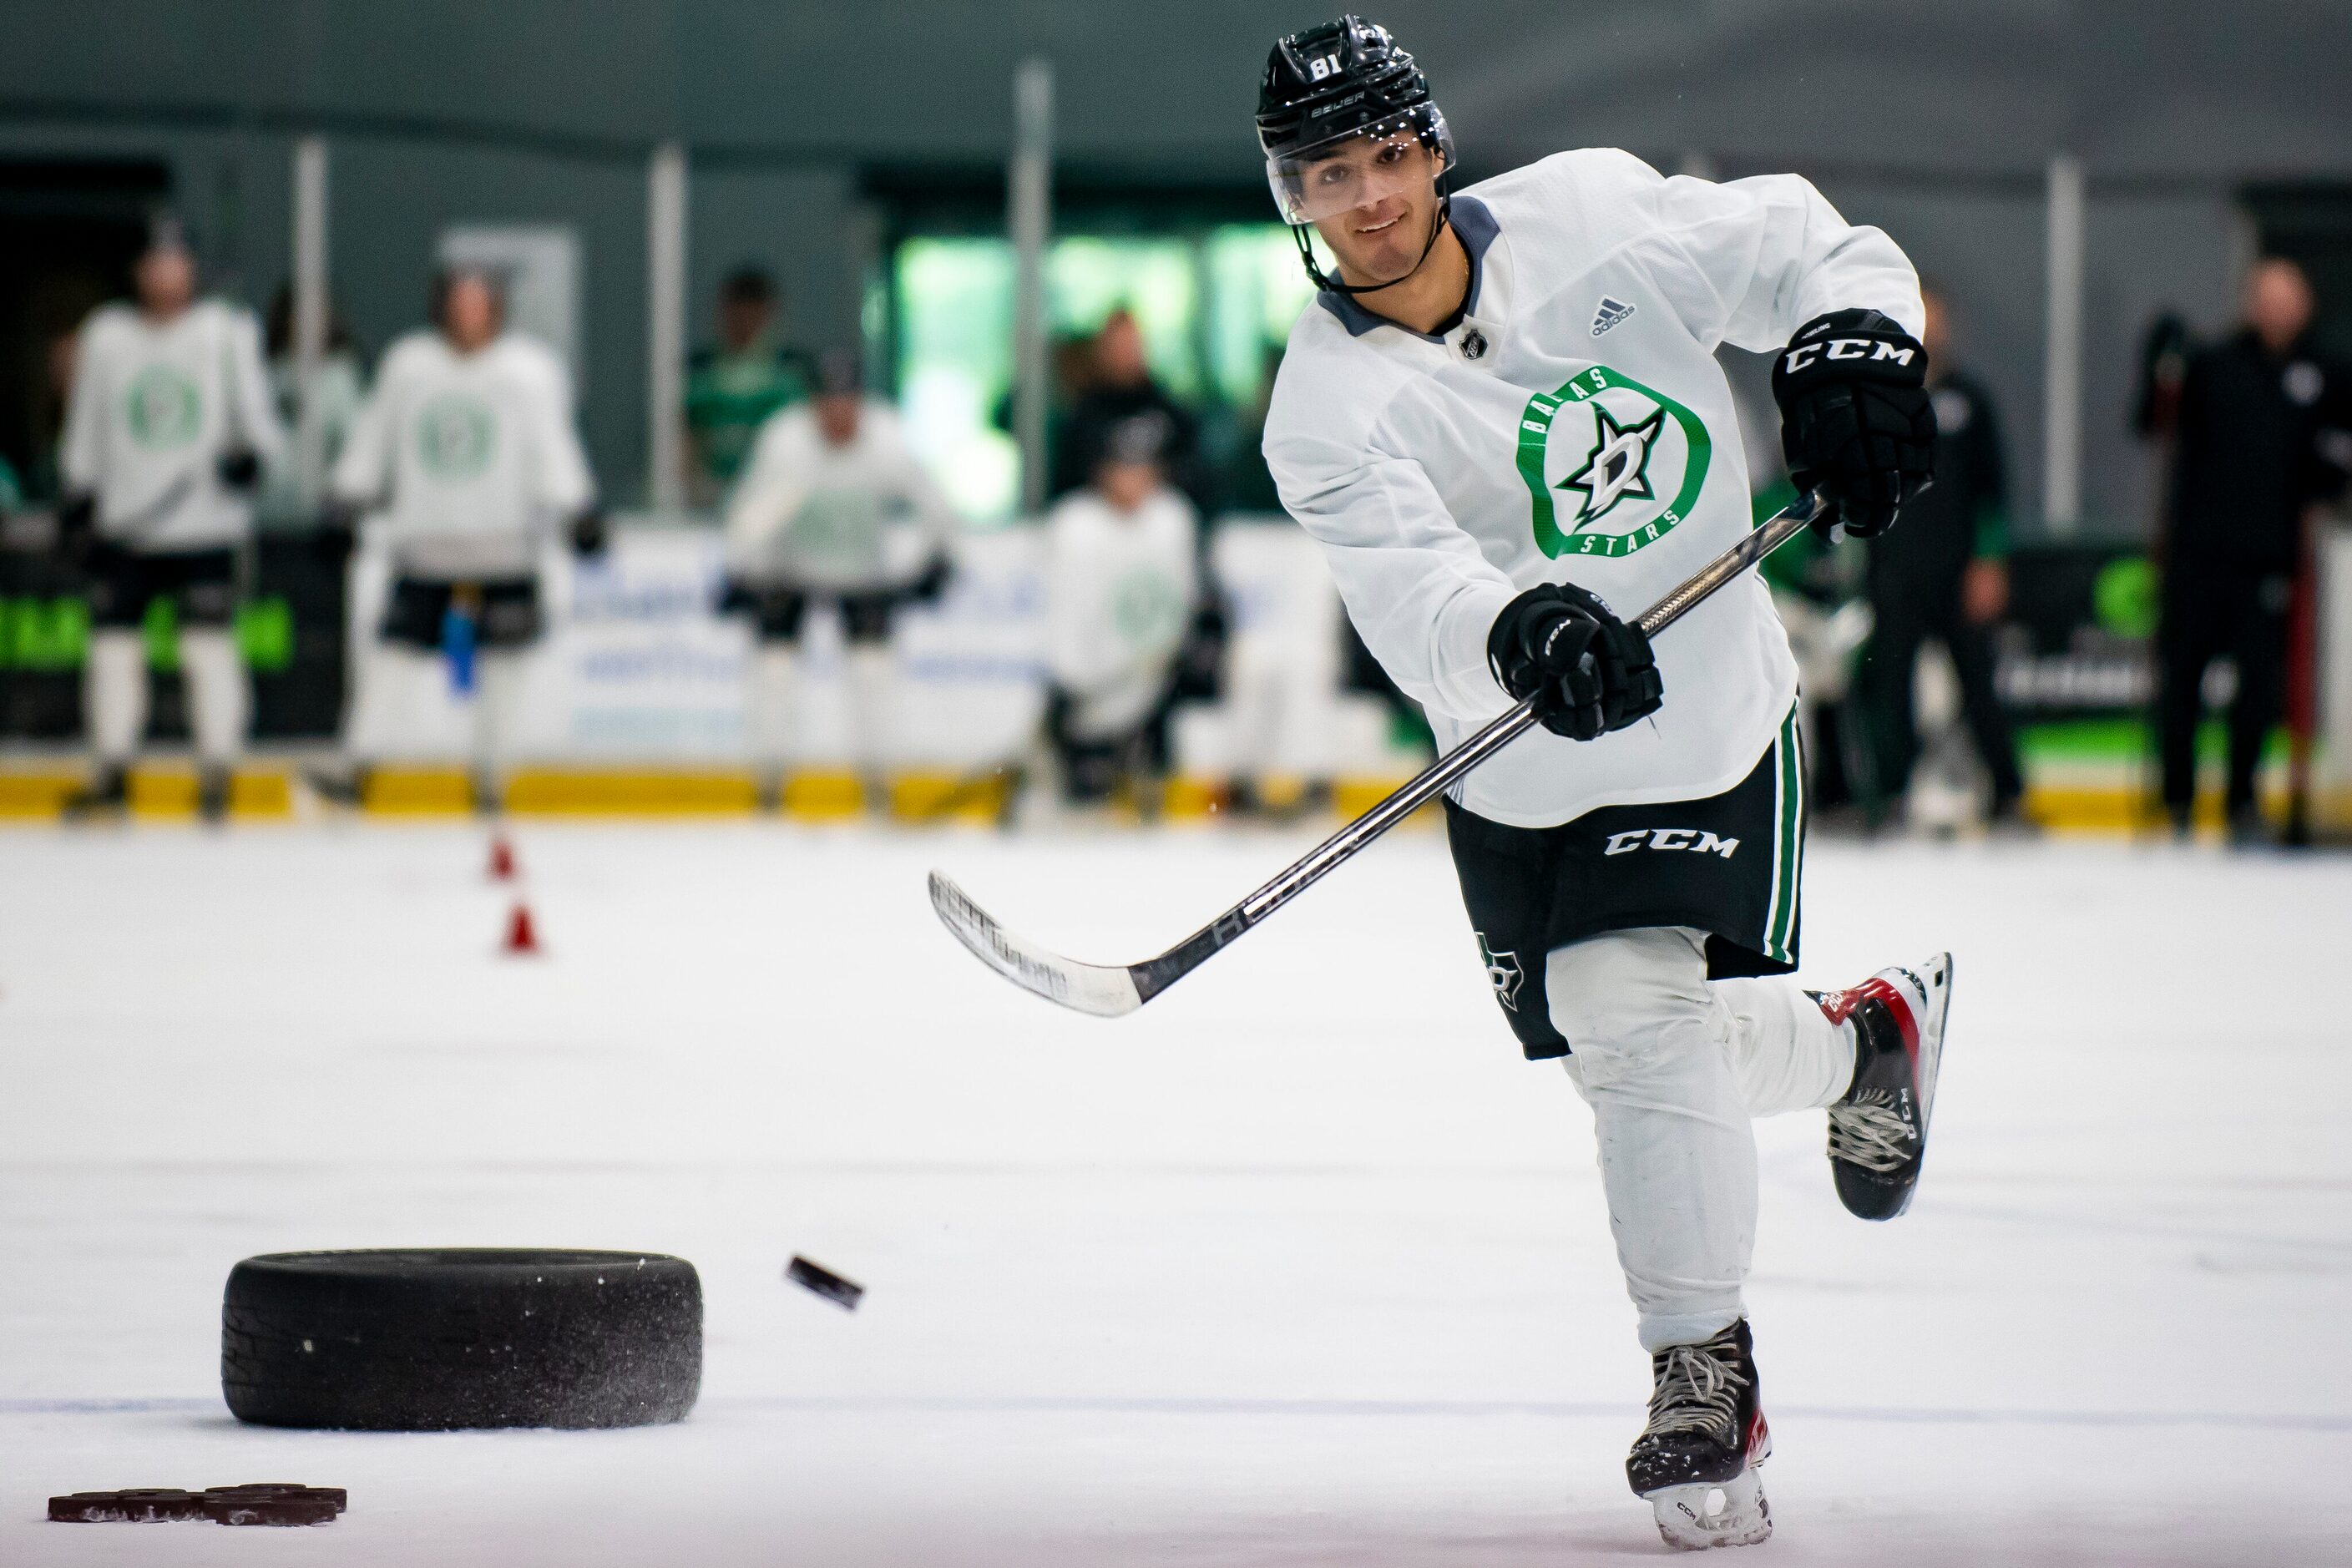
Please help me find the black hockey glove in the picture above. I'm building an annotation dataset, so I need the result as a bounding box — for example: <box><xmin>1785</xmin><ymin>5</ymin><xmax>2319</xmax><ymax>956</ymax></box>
<box><xmin>904</xmin><ymin>554</ymin><xmax>953</xmax><ymax>606</ymax></box>
<box><xmin>1487</xmin><ymin>581</ymin><xmax>1662</xmax><ymax>742</ymax></box>
<box><xmin>313</xmin><ymin>495</ymin><xmax>362</xmax><ymax>566</ymax></box>
<box><xmin>56</xmin><ymin>491</ymin><xmax>97</xmax><ymax>566</ymax></box>
<box><xmin>1770</xmin><ymin>308</ymin><xmax>1935</xmax><ymax>538</ymax></box>
<box><xmin>568</xmin><ymin>507</ymin><xmax>610</xmax><ymax>559</ymax></box>
<box><xmin>215</xmin><ymin>447</ymin><xmax>262</xmax><ymax>493</ymax></box>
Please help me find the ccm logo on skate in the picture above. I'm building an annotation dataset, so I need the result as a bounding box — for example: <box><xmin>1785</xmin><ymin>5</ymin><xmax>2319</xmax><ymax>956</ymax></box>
<box><xmin>1604</xmin><ymin>828</ymin><xmax>1738</xmax><ymax>857</ymax></box>
<box><xmin>1780</xmin><ymin>339</ymin><xmax>1916</xmax><ymax>373</ymax></box>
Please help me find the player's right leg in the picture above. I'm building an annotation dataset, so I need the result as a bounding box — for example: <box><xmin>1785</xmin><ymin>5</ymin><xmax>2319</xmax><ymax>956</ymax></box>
<box><xmin>171</xmin><ymin>549</ymin><xmax>248</xmax><ymax>822</ymax></box>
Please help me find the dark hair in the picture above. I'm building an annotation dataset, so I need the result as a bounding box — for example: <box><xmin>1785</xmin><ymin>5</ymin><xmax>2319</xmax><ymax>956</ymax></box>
<box><xmin>721</xmin><ymin>266</ymin><xmax>777</xmax><ymax>307</ymax></box>
<box><xmin>814</xmin><ymin>346</ymin><xmax>863</xmax><ymax>398</ymax></box>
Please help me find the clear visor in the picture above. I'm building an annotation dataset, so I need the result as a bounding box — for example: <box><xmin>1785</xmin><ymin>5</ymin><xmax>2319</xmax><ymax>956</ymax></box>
<box><xmin>1264</xmin><ymin>107</ymin><xmax>1454</xmax><ymax>225</ymax></box>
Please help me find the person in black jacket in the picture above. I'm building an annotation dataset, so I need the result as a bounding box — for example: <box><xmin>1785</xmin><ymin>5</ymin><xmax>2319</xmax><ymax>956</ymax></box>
<box><xmin>2155</xmin><ymin>258</ymin><xmax>2350</xmax><ymax>842</ymax></box>
<box><xmin>1054</xmin><ymin>310</ymin><xmax>1207</xmax><ymax>513</ymax></box>
<box><xmin>1859</xmin><ymin>284</ymin><xmax>2025</xmax><ymax>826</ymax></box>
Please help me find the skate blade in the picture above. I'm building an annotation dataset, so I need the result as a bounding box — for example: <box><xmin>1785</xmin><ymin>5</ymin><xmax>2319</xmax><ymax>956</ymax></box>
<box><xmin>1646</xmin><ymin>1466</ymin><xmax>1771</xmax><ymax>1550</ymax></box>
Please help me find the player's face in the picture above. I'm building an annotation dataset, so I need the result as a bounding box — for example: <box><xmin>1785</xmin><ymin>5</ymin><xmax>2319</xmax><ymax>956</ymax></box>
<box><xmin>136</xmin><ymin>246</ymin><xmax>195</xmax><ymax>318</ymax></box>
<box><xmin>1097</xmin><ymin>458</ymin><xmax>1159</xmax><ymax>514</ymax></box>
<box><xmin>1303</xmin><ymin>134</ymin><xmax>1443</xmax><ymax>286</ymax></box>
<box><xmin>817</xmin><ymin>392</ymin><xmax>861</xmax><ymax>447</ymax></box>
<box><xmin>720</xmin><ymin>296</ymin><xmax>772</xmax><ymax>351</ymax></box>
<box><xmin>2247</xmin><ymin>260</ymin><xmax>2314</xmax><ymax>352</ymax></box>
<box><xmin>443</xmin><ymin>276</ymin><xmax>501</xmax><ymax>354</ymax></box>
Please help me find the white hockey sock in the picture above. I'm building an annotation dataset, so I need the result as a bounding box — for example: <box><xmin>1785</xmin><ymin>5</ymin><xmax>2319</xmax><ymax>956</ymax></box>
<box><xmin>842</xmin><ymin>644</ymin><xmax>895</xmax><ymax>774</ymax></box>
<box><xmin>473</xmin><ymin>651</ymin><xmax>529</xmax><ymax>784</ymax></box>
<box><xmin>750</xmin><ymin>645</ymin><xmax>799</xmax><ymax>766</ymax></box>
<box><xmin>1714</xmin><ymin>974</ymin><xmax>1857</xmax><ymax>1115</ymax></box>
<box><xmin>85</xmin><ymin>630</ymin><xmax>148</xmax><ymax>762</ymax></box>
<box><xmin>177</xmin><ymin>628</ymin><xmax>249</xmax><ymax>767</ymax></box>
<box><xmin>1550</xmin><ymin>926</ymin><xmax>1758</xmax><ymax>1353</ymax></box>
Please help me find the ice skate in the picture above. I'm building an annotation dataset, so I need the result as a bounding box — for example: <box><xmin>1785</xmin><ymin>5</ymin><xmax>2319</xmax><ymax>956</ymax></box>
<box><xmin>1815</xmin><ymin>953</ymin><xmax>1953</xmax><ymax>1220</ymax></box>
<box><xmin>1628</xmin><ymin>1320</ymin><xmax>1772</xmax><ymax>1550</ymax></box>
<box><xmin>60</xmin><ymin>762</ymin><xmax>129</xmax><ymax>822</ymax></box>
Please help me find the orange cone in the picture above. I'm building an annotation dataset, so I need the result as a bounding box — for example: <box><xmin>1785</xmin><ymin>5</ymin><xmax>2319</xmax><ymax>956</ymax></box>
<box><xmin>488</xmin><ymin>834</ymin><xmax>517</xmax><ymax>880</ymax></box>
<box><xmin>501</xmin><ymin>901</ymin><xmax>540</xmax><ymax>956</ymax></box>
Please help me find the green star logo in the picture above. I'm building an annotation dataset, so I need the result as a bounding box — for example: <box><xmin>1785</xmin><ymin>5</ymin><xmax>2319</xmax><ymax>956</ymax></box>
<box><xmin>416</xmin><ymin>395</ymin><xmax>495</xmax><ymax>479</ymax></box>
<box><xmin>125</xmin><ymin>366</ymin><xmax>201</xmax><ymax>450</ymax></box>
<box><xmin>1515</xmin><ymin>365</ymin><xmax>1713</xmax><ymax>560</ymax></box>
<box><xmin>1556</xmin><ymin>402</ymin><xmax>1664</xmax><ymax>528</ymax></box>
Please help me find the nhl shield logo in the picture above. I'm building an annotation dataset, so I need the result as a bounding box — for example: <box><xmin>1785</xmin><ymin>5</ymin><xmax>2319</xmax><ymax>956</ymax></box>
<box><xmin>1476</xmin><ymin>933</ymin><xmax>1525</xmax><ymax>1012</ymax></box>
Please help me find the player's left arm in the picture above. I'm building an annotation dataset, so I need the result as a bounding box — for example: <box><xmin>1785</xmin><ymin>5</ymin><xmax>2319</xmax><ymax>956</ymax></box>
<box><xmin>887</xmin><ymin>408</ymin><xmax>959</xmax><ymax>603</ymax></box>
<box><xmin>1629</xmin><ymin>158</ymin><xmax>1934</xmax><ymax>537</ymax></box>
<box><xmin>526</xmin><ymin>351</ymin><xmax>603</xmax><ymax>555</ymax></box>
<box><xmin>1962</xmin><ymin>387</ymin><xmax>2011</xmax><ymax>624</ymax></box>
<box><xmin>222</xmin><ymin>306</ymin><xmax>286</xmax><ymax>476</ymax></box>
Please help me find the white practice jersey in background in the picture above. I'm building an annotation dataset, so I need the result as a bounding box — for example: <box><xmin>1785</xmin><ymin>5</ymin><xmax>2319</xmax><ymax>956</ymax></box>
<box><xmin>334</xmin><ymin>331</ymin><xmax>594</xmax><ymax>581</ymax></box>
<box><xmin>1045</xmin><ymin>487</ymin><xmax>1200</xmax><ymax>740</ymax></box>
<box><xmin>724</xmin><ymin>400</ymin><xmax>956</xmax><ymax>592</ymax></box>
<box><xmin>1266</xmin><ymin>149</ymin><xmax>1921</xmax><ymax>829</ymax></box>
<box><xmin>60</xmin><ymin>300</ymin><xmax>282</xmax><ymax>552</ymax></box>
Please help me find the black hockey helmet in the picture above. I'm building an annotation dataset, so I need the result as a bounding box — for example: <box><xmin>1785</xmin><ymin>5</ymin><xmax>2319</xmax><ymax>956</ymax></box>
<box><xmin>1257</xmin><ymin>17</ymin><xmax>1456</xmax><ymax>296</ymax></box>
<box><xmin>1256</xmin><ymin>16</ymin><xmax>1454</xmax><ymax>226</ymax></box>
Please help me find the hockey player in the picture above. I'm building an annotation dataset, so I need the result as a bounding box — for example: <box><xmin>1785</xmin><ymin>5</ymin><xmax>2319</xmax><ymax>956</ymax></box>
<box><xmin>1257</xmin><ymin>18</ymin><xmax>1951</xmax><ymax>1549</ymax></box>
<box><xmin>1042</xmin><ymin>412</ymin><xmax>1201</xmax><ymax>806</ymax></box>
<box><xmin>330</xmin><ymin>266</ymin><xmax>600</xmax><ymax>809</ymax></box>
<box><xmin>58</xmin><ymin>222</ymin><xmax>283</xmax><ymax>818</ymax></box>
<box><xmin>721</xmin><ymin>349</ymin><xmax>955</xmax><ymax>793</ymax></box>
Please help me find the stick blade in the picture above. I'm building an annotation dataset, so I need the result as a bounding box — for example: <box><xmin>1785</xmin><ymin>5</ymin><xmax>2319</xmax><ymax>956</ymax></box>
<box><xmin>927</xmin><ymin>870</ymin><xmax>1143</xmax><ymax>1018</ymax></box>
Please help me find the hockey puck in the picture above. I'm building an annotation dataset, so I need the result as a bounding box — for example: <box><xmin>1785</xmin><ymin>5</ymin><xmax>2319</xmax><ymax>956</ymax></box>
<box><xmin>222</xmin><ymin>1249</ymin><xmax>701</xmax><ymax>1430</ymax></box>
<box><xmin>786</xmin><ymin>1255</ymin><xmax>863</xmax><ymax>1311</ymax></box>
<box><xmin>49</xmin><ymin>1489</ymin><xmax>202</xmax><ymax>1523</ymax></box>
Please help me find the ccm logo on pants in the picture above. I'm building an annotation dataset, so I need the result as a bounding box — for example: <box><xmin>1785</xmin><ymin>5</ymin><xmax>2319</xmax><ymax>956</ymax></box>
<box><xmin>1605</xmin><ymin>828</ymin><xmax>1739</xmax><ymax>857</ymax></box>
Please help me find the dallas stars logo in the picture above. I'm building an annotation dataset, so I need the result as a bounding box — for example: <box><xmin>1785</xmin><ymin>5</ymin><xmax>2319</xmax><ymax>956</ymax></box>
<box><xmin>1515</xmin><ymin>365</ymin><xmax>1714</xmax><ymax>560</ymax></box>
<box><xmin>1556</xmin><ymin>402</ymin><xmax>1663</xmax><ymax>528</ymax></box>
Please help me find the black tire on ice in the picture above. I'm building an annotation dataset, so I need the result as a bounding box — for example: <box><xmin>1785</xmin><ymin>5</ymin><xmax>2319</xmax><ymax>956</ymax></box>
<box><xmin>221</xmin><ymin>1249</ymin><xmax>701</xmax><ymax>1430</ymax></box>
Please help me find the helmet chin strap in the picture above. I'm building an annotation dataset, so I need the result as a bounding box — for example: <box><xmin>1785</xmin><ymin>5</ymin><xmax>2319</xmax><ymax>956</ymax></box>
<box><xmin>1295</xmin><ymin>181</ymin><xmax>1454</xmax><ymax>300</ymax></box>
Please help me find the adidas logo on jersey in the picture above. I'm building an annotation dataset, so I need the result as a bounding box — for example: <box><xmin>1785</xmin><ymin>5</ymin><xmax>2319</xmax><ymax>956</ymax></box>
<box><xmin>1590</xmin><ymin>296</ymin><xmax>1636</xmax><ymax>337</ymax></box>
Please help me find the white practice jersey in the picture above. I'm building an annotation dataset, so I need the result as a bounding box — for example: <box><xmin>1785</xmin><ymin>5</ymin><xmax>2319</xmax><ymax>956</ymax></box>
<box><xmin>724</xmin><ymin>400</ymin><xmax>957</xmax><ymax>592</ymax></box>
<box><xmin>333</xmin><ymin>331</ymin><xmax>594</xmax><ymax>580</ymax></box>
<box><xmin>1266</xmin><ymin>149</ymin><xmax>1920</xmax><ymax>829</ymax></box>
<box><xmin>60</xmin><ymin>300</ymin><xmax>283</xmax><ymax>552</ymax></box>
<box><xmin>1044</xmin><ymin>487</ymin><xmax>1200</xmax><ymax>739</ymax></box>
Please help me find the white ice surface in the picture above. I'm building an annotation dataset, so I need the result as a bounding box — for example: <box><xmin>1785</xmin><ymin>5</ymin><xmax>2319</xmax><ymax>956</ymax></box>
<box><xmin>0</xmin><ymin>822</ymin><xmax>2347</xmax><ymax>1565</ymax></box>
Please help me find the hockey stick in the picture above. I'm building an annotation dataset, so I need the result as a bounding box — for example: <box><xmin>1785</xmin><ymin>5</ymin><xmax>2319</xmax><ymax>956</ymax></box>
<box><xmin>928</xmin><ymin>488</ymin><xmax>1829</xmax><ymax>1017</ymax></box>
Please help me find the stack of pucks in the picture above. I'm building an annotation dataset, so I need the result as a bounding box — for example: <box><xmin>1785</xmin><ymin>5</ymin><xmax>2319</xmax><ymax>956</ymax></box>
<box><xmin>48</xmin><ymin>1483</ymin><xmax>346</xmax><ymax>1525</ymax></box>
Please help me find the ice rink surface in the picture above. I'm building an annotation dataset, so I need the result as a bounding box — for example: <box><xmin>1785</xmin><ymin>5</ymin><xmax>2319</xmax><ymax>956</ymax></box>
<box><xmin>1</xmin><ymin>818</ymin><xmax>2348</xmax><ymax>1565</ymax></box>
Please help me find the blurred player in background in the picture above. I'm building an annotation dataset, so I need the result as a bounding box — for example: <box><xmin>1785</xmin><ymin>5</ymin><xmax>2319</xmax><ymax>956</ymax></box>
<box><xmin>721</xmin><ymin>349</ymin><xmax>955</xmax><ymax>797</ymax></box>
<box><xmin>685</xmin><ymin>266</ymin><xmax>809</xmax><ymax>505</ymax></box>
<box><xmin>329</xmin><ymin>265</ymin><xmax>601</xmax><ymax>811</ymax></box>
<box><xmin>1043</xmin><ymin>412</ymin><xmax>1200</xmax><ymax>809</ymax></box>
<box><xmin>2153</xmin><ymin>257</ymin><xmax>2349</xmax><ymax>843</ymax></box>
<box><xmin>1257</xmin><ymin>15</ymin><xmax>1950</xmax><ymax>1549</ymax></box>
<box><xmin>1859</xmin><ymin>283</ymin><xmax>2025</xmax><ymax>830</ymax></box>
<box><xmin>58</xmin><ymin>220</ymin><xmax>281</xmax><ymax>819</ymax></box>
<box><xmin>257</xmin><ymin>286</ymin><xmax>367</xmax><ymax>533</ymax></box>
